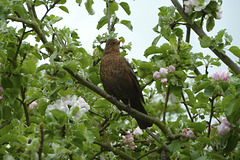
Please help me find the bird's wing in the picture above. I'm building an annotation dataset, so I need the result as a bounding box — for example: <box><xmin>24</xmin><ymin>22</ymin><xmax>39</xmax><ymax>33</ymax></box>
<box><xmin>124</xmin><ymin>59</ymin><xmax>145</xmax><ymax>103</ymax></box>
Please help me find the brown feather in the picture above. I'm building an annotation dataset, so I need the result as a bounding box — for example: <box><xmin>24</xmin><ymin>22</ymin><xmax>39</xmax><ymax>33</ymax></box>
<box><xmin>100</xmin><ymin>38</ymin><xmax>152</xmax><ymax>129</ymax></box>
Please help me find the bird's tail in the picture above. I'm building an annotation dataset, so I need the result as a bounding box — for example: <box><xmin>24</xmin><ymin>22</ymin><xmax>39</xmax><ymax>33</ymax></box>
<box><xmin>130</xmin><ymin>99</ymin><xmax>153</xmax><ymax>129</ymax></box>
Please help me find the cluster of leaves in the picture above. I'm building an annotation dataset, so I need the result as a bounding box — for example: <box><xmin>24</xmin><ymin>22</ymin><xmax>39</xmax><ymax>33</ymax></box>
<box><xmin>0</xmin><ymin>0</ymin><xmax>240</xmax><ymax>159</ymax></box>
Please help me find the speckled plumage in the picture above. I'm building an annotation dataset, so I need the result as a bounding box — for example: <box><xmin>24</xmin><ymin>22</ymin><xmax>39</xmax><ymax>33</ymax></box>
<box><xmin>100</xmin><ymin>38</ymin><xmax>152</xmax><ymax>129</ymax></box>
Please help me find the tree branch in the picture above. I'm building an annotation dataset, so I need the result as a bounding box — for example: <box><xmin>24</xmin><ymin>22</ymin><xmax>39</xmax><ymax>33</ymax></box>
<box><xmin>7</xmin><ymin>15</ymin><xmax>32</xmax><ymax>25</ymax></box>
<box><xmin>0</xmin><ymin>119</ymin><xmax>12</xmax><ymax>129</ymax></box>
<box><xmin>171</xmin><ymin>0</ymin><xmax>240</xmax><ymax>75</ymax></box>
<box><xmin>38</xmin><ymin>124</ymin><xmax>44</xmax><ymax>160</ymax></box>
<box><xmin>63</xmin><ymin>67</ymin><xmax>197</xmax><ymax>141</ymax></box>
<box><xmin>181</xmin><ymin>91</ymin><xmax>193</xmax><ymax>122</ymax></box>
<box><xmin>94</xmin><ymin>141</ymin><xmax>136</xmax><ymax>160</ymax></box>
<box><xmin>163</xmin><ymin>84</ymin><xmax>171</xmax><ymax>123</ymax></box>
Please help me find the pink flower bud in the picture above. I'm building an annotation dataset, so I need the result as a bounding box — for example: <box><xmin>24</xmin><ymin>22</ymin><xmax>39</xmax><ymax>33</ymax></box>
<box><xmin>146</xmin><ymin>139</ymin><xmax>151</xmax><ymax>143</ymax></box>
<box><xmin>153</xmin><ymin>71</ymin><xmax>161</xmax><ymax>79</ymax></box>
<box><xmin>29</xmin><ymin>101</ymin><xmax>39</xmax><ymax>109</ymax></box>
<box><xmin>0</xmin><ymin>87</ymin><xmax>3</xmax><ymax>94</ymax></box>
<box><xmin>129</xmin><ymin>142</ymin><xmax>136</xmax><ymax>150</ymax></box>
<box><xmin>159</xmin><ymin>68</ymin><xmax>168</xmax><ymax>77</ymax></box>
<box><xmin>0</xmin><ymin>96</ymin><xmax>3</xmax><ymax>101</ymax></box>
<box><xmin>187</xmin><ymin>130</ymin><xmax>194</xmax><ymax>136</ymax></box>
<box><xmin>161</xmin><ymin>78</ymin><xmax>167</xmax><ymax>83</ymax></box>
<box><xmin>169</xmin><ymin>65</ymin><xmax>175</xmax><ymax>72</ymax></box>
<box><xmin>182</xmin><ymin>128</ymin><xmax>187</xmax><ymax>134</ymax></box>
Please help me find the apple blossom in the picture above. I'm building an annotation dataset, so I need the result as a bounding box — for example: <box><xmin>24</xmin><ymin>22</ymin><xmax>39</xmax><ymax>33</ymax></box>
<box><xmin>159</xmin><ymin>68</ymin><xmax>168</xmax><ymax>77</ymax></box>
<box><xmin>133</xmin><ymin>127</ymin><xmax>143</xmax><ymax>136</ymax></box>
<box><xmin>182</xmin><ymin>128</ymin><xmax>187</xmax><ymax>134</ymax></box>
<box><xmin>187</xmin><ymin>130</ymin><xmax>194</xmax><ymax>136</ymax></box>
<box><xmin>153</xmin><ymin>71</ymin><xmax>161</xmax><ymax>79</ymax></box>
<box><xmin>46</xmin><ymin>95</ymin><xmax>90</xmax><ymax>119</ymax></box>
<box><xmin>219</xmin><ymin>69</ymin><xmax>229</xmax><ymax>81</ymax></box>
<box><xmin>161</xmin><ymin>78</ymin><xmax>167</xmax><ymax>83</ymax></box>
<box><xmin>217</xmin><ymin>118</ymin><xmax>230</xmax><ymax>136</ymax></box>
<box><xmin>211</xmin><ymin>71</ymin><xmax>220</xmax><ymax>81</ymax></box>
<box><xmin>123</xmin><ymin>133</ymin><xmax>136</xmax><ymax>150</ymax></box>
<box><xmin>182</xmin><ymin>128</ymin><xmax>194</xmax><ymax>136</ymax></box>
<box><xmin>184</xmin><ymin>0</ymin><xmax>210</xmax><ymax>13</ymax></box>
<box><xmin>29</xmin><ymin>101</ymin><xmax>38</xmax><ymax>109</ymax></box>
<box><xmin>204</xmin><ymin>145</ymin><xmax>213</xmax><ymax>151</ymax></box>
<box><xmin>216</xmin><ymin>7</ymin><xmax>223</xmax><ymax>20</ymax></box>
<box><xmin>169</xmin><ymin>65</ymin><xmax>175</xmax><ymax>72</ymax></box>
<box><xmin>211</xmin><ymin>69</ymin><xmax>229</xmax><ymax>82</ymax></box>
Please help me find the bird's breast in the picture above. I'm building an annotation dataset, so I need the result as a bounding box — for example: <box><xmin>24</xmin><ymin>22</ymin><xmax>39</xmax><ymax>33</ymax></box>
<box><xmin>100</xmin><ymin>54</ymin><xmax>133</xmax><ymax>99</ymax></box>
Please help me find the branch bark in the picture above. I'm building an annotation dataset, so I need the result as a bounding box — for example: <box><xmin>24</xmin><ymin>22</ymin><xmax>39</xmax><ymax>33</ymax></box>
<box><xmin>63</xmin><ymin>67</ymin><xmax>197</xmax><ymax>141</ymax></box>
<box><xmin>171</xmin><ymin>0</ymin><xmax>240</xmax><ymax>75</ymax></box>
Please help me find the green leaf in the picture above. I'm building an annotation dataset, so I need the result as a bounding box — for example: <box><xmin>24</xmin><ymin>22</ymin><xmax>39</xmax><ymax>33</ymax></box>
<box><xmin>13</xmin><ymin>5</ymin><xmax>27</xmax><ymax>19</ymax></box>
<box><xmin>206</xmin><ymin>16</ymin><xmax>215</xmax><ymax>32</ymax></box>
<box><xmin>63</xmin><ymin>60</ymin><xmax>78</xmax><ymax>73</ymax></box>
<box><xmin>1</xmin><ymin>76</ymin><xmax>13</xmax><ymax>88</ymax></box>
<box><xmin>196</xmin><ymin>92</ymin><xmax>208</xmax><ymax>103</ymax></box>
<box><xmin>76</xmin><ymin>0</ymin><xmax>82</xmax><ymax>6</ymax></box>
<box><xmin>21</xmin><ymin>60</ymin><xmax>36</xmax><ymax>74</ymax></box>
<box><xmin>229</xmin><ymin>46</ymin><xmax>240</xmax><ymax>58</ymax></box>
<box><xmin>0</xmin><ymin>134</ymin><xmax>19</xmax><ymax>143</ymax></box>
<box><xmin>120</xmin><ymin>20</ymin><xmax>133</xmax><ymax>31</ymax></box>
<box><xmin>50</xmin><ymin>109</ymin><xmax>68</xmax><ymax>126</ymax></box>
<box><xmin>188</xmin><ymin>122</ymin><xmax>206</xmax><ymax>133</ymax></box>
<box><xmin>225</xmin><ymin>32</ymin><xmax>232</xmax><ymax>45</ymax></box>
<box><xmin>192</xmin><ymin>80</ymin><xmax>211</xmax><ymax>93</ymax></box>
<box><xmin>152</xmin><ymin>35</ymin><xmax>161</xmax><ymax>46</ymax></box>
<box><xmin>36</xmin><ymin>63</ymin><xmax>49</xmax><ymax>72</ymax></box>
<box><xmin>184</xmin><ymin>89</ymin><xmax>196</xmax><ymax>106</ymax></box>
<box><xmin>200</xmin><ymin>36</ymin><xmax>212</xmax><ymax>48</ymax></box>
<box><xmin>85</xmin><ymin>0</ymin><xmax>95</xmax><ymax>15</ymax></box>
<box><xmin>174</xmin><ymin>71</ymin><xmax>187</xmax><ymax>80</ymax></box>
<box><xmin>120</xmin><ymin>2</ymin><xmax>131</xmax><ymax>15</ymax></box>
<box><xmin>204</xmin><ymin>84</ymin><xmax>215</xmax><ymax>97</ymax></box>
<box><xmin>97</xmin><ymin>16</ymin><xmax>108</xmax><ymax>30</ymax></box>
<box><xmin>169</xmin><ymin>140</ymin><xmax>184</xmax><ymax>153</ymax></box>
<box><xmin>58</xmin><ymin>0</ymin><xmax>67</xmax><ymax>4</ymax></box>
<box><xmin>223</xmin><ymin>130</ymin><xmax>239</xmax><ymax>152</ymax></box>
<box><xmin>59</xmin><ymin>6</ymin><xmax>69</xmax><ymax>13</ymax></box>
<box><xmin>144</xmin><ymin>46</ymin><xmax>163</xmax><ymax>57</ymax></box>
<box><xmin>109</xmin><ymin>2</ymin><xmax>118</xmax><ymax>15</ymax></box>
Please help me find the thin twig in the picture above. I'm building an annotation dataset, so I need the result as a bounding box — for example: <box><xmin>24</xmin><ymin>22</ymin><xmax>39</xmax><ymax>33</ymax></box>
<box><xmin>146</xmin><ymin>128</ymin><xmax>160</xmax><ymax>143</ymax></box>
<box><xmin>106</xmin><ymin>0</ymin><xmax>110</xmax><ymax>33</ymax></box>
<box><xmin>20</xmin><ymin>86</ymin><xmax>30</xmax><ymax>126</ymax></box>
<box><xmin>208</xmin><ymin>97</ymin><xmax>215</xmax><ymax>137</ymax></box>
<box><xmin>141</xmin><ymin>78</ymin><xmax>154</xmax><ymax>90</ymax></box>
<box><xmin>89</xmin><ymin>150</ymin><xmax>105</xmax><ymax>160</ymax></box>
<box><xmin>137</xmin><ymin>148</ymin><xmax>160</xmax><ymax>160</ymax></box>
<box><xmin>0</xmin><ymin>119</ymin><xmax>12</xmax><ymax>129</ymax></box>
<box><xmin>93</xmin><ymin>141</ymin><xmax>136</xmax><ymax>160</ymax></box>
<box><xmin>181</xmin><ymin>91</ymin><xmax>193</xmax><ymax>122</ymax></box>
<box><xmin>163</xmin><ymin>84</ymin><xmax>171</xmax><ymax>123</ymax></box>
<box><xmin>41</xmin><ymin>0</ymin><xmax>61</xmax><ymax>21</ymax></box>
<box><xmin>38</xmin><ymin>124</ymin><xmax>44</xmax><ymax>160</ymax></box>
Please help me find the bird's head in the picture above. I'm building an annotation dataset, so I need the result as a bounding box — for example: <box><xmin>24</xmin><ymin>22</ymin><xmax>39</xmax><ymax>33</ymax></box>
<box><xmin>103</xmin><ymin>38</ymin><xmax>122</xmax><ymax>55</ymax></box>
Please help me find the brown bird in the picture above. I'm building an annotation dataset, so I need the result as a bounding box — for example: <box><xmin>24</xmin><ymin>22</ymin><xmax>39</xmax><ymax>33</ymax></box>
<box><xmin>100</xmin><ymin>38</ymin><xmax>153</xmax><ymax>129</ymax></box>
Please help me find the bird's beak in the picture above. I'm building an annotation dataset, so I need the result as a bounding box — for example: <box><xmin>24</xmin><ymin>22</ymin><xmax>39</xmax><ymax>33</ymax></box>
<box><xmin>117</xmin><ymin>39</ymin><xmax>123</xmax><ymax>44</ymax></box>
